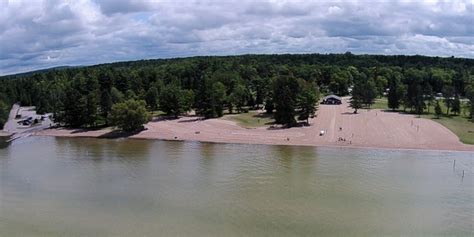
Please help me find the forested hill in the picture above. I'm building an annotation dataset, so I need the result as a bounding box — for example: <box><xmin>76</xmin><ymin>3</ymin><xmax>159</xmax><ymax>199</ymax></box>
<box><xmin>2</xmin><ymin>66</ymin><xmax>76</xmax><ymax>79</ymax></box>
<box><xmin>88</xmin><ymin>54</ymin><xmax>474</xmax><ymax>69</ymax></box>
<box><xmin>2</xmin><ymin>53</ymin><xmax>474</xmax><ymax>80</ymax></box>
<box><xmin>0</xmin><ymin>53</ymin><xmax>473</xmax><ymax>129</ymax></box>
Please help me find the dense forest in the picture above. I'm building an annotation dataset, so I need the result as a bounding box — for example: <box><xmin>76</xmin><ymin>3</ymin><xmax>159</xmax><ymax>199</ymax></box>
<box><xmin>1</xmin><ymin>53</ymin><xmax>473</xmax><ymax>131</ymax></box>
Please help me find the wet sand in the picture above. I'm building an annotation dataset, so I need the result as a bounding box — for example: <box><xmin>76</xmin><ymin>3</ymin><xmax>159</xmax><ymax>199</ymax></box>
<box><xmin>37</xmin><ymin>98</ymin><xmax>474</xmax><ymax>152</ymax></box>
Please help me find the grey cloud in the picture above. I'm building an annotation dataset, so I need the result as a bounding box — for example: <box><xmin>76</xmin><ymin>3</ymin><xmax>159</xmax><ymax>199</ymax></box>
<box><xmin>1</xmin><ymin>0</ymin><xmax>473</xmax><ymax>75</ymax></box>
<box><xmin>94</xmin><ymin>0</ymin><xmax>156</xmax><ymax>15</ymax></box>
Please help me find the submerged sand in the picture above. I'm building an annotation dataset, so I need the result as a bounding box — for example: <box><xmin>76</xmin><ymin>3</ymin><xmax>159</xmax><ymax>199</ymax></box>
<box><xmin>37</xmin><ymin>98</ymin><xmax>474</xmax><ymax>151</ymax></box>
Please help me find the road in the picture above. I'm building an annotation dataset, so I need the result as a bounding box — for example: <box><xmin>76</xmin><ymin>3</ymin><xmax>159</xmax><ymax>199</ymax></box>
<box><xmin>3</xmin><ymin>103</ymin><xmax>20</xmax><ymax>133</ymax></box>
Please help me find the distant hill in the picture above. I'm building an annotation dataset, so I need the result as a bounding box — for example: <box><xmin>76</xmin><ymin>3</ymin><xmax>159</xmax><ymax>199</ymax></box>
<box><xmin>2</xmin><ymin>66</ymin><xmax>81</xmax><ymax>78</ymax></box>
<box><xmin>2</xmin><ymin>53</ymin><xmax>473</xmax><ymax>79</ymax></box>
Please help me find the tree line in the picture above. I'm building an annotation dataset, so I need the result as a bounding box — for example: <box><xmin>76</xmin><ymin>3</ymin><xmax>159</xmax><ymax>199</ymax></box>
<box><xmin>0</xmin><ymin>53</ymin><xmax>473</xmax><ymax>131</ymax></box>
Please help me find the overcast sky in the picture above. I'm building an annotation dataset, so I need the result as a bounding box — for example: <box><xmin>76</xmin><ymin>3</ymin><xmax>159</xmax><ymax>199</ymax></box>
<box><xmin>0</xmin><ymin>0</ymin><xmax>473</xmax><ymax>75</ymax></box>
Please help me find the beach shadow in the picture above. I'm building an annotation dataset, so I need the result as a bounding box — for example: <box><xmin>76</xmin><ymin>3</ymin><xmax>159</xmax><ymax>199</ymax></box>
<box><xmin>70</xmin><ymin>126</ymin><xmax>107</xmax><ymax>134</ymax></box>
<box><xmin>178</xmin><ymin>117</ymin><xmax>204</xmax><ymax>123</ymax></box>
<box><xmin>266</xmin><ymin>121</ymin><xmax>310</xmax><ymax>130</ymax></box>
<box><xmin>97</xmin><ymin>127</ymin><xmax>146</xmax><ymax>139</ymax></box>
<box><xmin>150</xmin><ymin>116</ymin><xmax>179</xmax><ymax>122</ymax></box>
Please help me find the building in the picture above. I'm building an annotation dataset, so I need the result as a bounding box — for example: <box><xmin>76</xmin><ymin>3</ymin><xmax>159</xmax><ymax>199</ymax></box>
<box><xmin>321</xmin><ymin>95</ymin><xmax>342</xmax><ymax>105</ymax></box>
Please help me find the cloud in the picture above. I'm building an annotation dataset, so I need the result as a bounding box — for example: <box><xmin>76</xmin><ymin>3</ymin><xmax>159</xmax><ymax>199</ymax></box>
<box><xmin>93</xmin><ymin>0</ymin><xmax>157</xmax><ymax>15</ymax></box>
<box><xmin>0</xmin><ymin>0</ymin><xmax>473</xmax><ymax>75</ymax></box>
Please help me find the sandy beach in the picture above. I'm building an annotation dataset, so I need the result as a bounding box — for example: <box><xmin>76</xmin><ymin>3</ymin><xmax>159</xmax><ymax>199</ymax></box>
<box><xmin>36</xmin><ymin>98</ymin><xmax>474</xmax><ymax>151</ymax></box>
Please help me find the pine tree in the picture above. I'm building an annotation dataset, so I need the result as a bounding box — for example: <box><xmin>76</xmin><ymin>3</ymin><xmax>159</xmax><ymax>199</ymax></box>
<box><xmin>388</xmin><ymin>75</ymin><xmax>402</xmax><ymax>111</ymax></box>
<box><xmin>435</xmin><ymin>101</ymin><xmax>442</xmax><ymax>119</ymax></box>
<box><xmin>451</xmin><ymin>96</ymin><xmax>461</xmax><ymax>115</ymax></box>
<box><xmin>273</xmin><ymin>76</ymin><xmax>299</xmax><ymax>126</ymax></box>
<box><xmin>443</xmin><ymin>85</ymin><xmax>455</xmax><ymax>115</ymax></box>
<box><xmin>350</xmin><ymin>79</ymin><xmax>364</xmax><ymax>113</ymax></box>
<box><xmin>297</xmin><ymin>83</ymin><xmax>320</xmax><ymax>124</ymax></box>
<box><xmin>145</xmin><ymin>86</ymin><xmax>159</xmax><ymax>112</ymax></box>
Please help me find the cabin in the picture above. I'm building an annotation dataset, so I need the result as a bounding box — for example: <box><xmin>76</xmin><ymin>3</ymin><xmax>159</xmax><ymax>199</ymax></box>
<box><xmin>321</xmin><ymin>95</ymin><xmax>342</xmax><ymax>105</ymax></box>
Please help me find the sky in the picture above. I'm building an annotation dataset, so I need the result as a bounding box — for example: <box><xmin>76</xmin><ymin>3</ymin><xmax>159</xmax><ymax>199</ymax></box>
<box><xmin>0</xmin><ymin>0</ymin><xmax>473</xmax><ymax>75</ymax></box>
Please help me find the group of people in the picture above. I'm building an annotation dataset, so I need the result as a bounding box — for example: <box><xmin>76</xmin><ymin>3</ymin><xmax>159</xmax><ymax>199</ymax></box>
<box><xmin>337</xmin><ymin>127</ymin><xmax>352</xmax><ymax>144</ymax></box>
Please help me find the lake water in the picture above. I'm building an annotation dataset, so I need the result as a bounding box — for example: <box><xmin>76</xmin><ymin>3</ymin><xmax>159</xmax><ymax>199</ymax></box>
<box><xmin>0</xmin><ymin>137</ymin><xmax>472</xmax><ymax>236</ymax></box>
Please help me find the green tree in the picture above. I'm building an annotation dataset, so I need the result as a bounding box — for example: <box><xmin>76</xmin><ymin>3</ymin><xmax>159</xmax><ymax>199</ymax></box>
<box><xmin>273</xmin><ymin>76</ymin><xmax>299</xmax><ymax>126</ymax></box>
<box><xmin>84</xmin><ymin>92</ymin><xmax>99</xmax><ymax>127</ymax></box>
<box><xmin>181</xmin><ymin>89</ymin><xmax>194</xmax><ymax>113</ymax></box>
<box><xmin>466</xmin><ymin>85</ymin><xmax>474</xmax><ymax>119</ymax></box>
<box><xmin>212</xmin><ymin>82</ymin><xmax>227</xmax><ymax>117</ymax></box>
<box><xmin>404</xmin><ymin>68</ymin><xmax>425</xmax><ymax>112</ymax></box>
<box><xmin>0</xmin><ymin>100</ymin><xmax>8</xmax><ymax>129</ymax></box>
<box><xmin>350</xmin><ymin>79</ymin><xmax>364</xmax><ymax>113</ymax></box>
<box><xmin>414</xmin><ymin>84</ymin><xmax>425</xmax><ymax>116</ymax></box>
<box><xmin>58</xmin><ymin>86</ymin><xmax>86</xmax><ymax>127</ymax></box>
<box><xmin>195</xmin><ymin>78</ymin><xmax>227</xmax><ymax>118</ymax></box>
<box><xmin>145</xmin><ymin>86</ymin><xmax>160</xmax><ymax>112</ymax></box>
<box><xmin>264</xmin><ymin>97</ymin><xmax>274</xmax><ymax>114</ymax></box>
<box><xmin>423</xmin><ymin>84</ymin><xmax>434</xmax><ymax>113</ymax></box>
<box><xmin>451</xmin><ymin>96</ymin><xmax>461</xmax><ymax>115</ymax></box>
<box><xmin>443</xmin><ymin>85</ymin><xmax>455</xmax><ymax>115</ymax></box>
<box><xmin>329</xmin><ymin>70</ymin><xmax>351</xmax><ymax>95</ymax></box>
<box><xmin>434</xmin><ymin>101</ymin><xmax>442</xmax><ymax>119</ymax></box>
<box><xmin>98</xmin><ymin>72</ymin><xmax>113</xmax><ymax>121</ymax></box>
<box><xmin>297</xmin><ymin>83</ymin><xmax>320</xmax><ymax>124</ymax></box>
<box><xmin>230</xmin><ymin>84</ymin><xmax>249</xmax><ymax>113</ymax></box>
<box><xmin>99</xmin><ymin>89</ymin><xmax>113</xmax><ymax>121</ymax></box>
<box><xmin>110</xmin><ymin>87</ymin><xmax>125</xmax><ymax>104</ymax></box>
<box><xmin>362</xmin><ymin>78</ymin><xmax>377</xmax><ymax>107</ymax></box>
<box><xmin>159</xmin><ymin>84</ymin><xmax>186</xmax><ymax>118</ymax></box>
<box><xmin>109</xmin><ymin>99</ymin><xmax>150</xmax><ymax>132</ymax></box>
<box><xmin>125</xmin><ymin>90</ymin><xmax>137</xmax><ymax>100</ymax></box>
<box><xmin>387</xmin><ymin>75</ymin><xmax>404</xmax><ymax>111</ymax></box>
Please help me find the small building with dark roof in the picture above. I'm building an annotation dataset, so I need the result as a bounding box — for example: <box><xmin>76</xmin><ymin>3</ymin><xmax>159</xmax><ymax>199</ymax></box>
<box><xmin>321</xmin><ymin>95</ymin><xmax>342</xmax><ymax>105</ymax></box>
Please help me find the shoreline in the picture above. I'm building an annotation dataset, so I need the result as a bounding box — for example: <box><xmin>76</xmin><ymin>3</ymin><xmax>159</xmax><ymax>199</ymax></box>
<box><xmin>32</xmin><ymin>99</ymin><xmax>474</xmax><ymax>153</ymax></box>
<box><xmin>34</xmin><ymin>132</ymin><xmax>474</xmax><ymax>153</ymax></box>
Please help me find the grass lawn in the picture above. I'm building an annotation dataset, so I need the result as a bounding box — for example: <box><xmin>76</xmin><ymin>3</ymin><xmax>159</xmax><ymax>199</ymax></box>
<box><xmin>370</xmin><ymin>97</ymin><xmax>389</xmax><ymax>110</ymax></box>
<box><xmin>422</xmin><ymin>114</ymin><xmax>474</xmax><ymax>144</ymax></box>
<box><xmin>149</xmin><ymin>110</ymin><xmax>166</xmax><ymax>117</ymax></box>
<box><xmin>224</xmin><ymin>111</ymin><xmax>274</xmax><ymax>128</ymax></box>
<box><xmin>370</xmin><ymin>97</ymin><xmax>474</xmax><ymax>144</ymax></box>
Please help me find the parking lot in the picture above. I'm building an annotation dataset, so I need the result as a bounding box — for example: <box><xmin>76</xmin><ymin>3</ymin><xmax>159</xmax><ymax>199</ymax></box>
<box><xmin>3</xmin><ymin>104</ymin><xmax>54</xmax><ymax>135</ymax></box>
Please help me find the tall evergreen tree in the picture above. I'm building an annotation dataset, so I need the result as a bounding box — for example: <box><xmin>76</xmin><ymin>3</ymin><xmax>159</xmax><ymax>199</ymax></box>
<box><xmin>195</xmin><ymin>77</ymin><xmax>227</xmax><ymax>118</ymax></box>
<box><xmin>159</xmin><ymin>84</ymin><xmax>186</xmax><ymax>118</ymax></box>
<box><xmin>443</xmin><ymin>85</ymin><xmax>455</xmax><ymax>115</ymax></box>
<box><xmin>363</xmin><ymin>78</ymin><xmax>377</xmax><ymax>107</ymax></box>
<box><xmin>230</xmin><ymin>84</ymin><xmax>249</xmax><ymax>113</ymax></box>
<box><xmin>145</xmin><ymin>86</ymin><xmax>159</xmax><ymax>112</ymax></box>
<box><xmin>297</xmin><ymin>83</ymin><xmax>320</xmax><ymax>124</ymax></box>
<box><xmin>387</xmin><ymin>74</ymin><xmax>405</xmax><ymax>111</ymax></box>
<box><xmin>435</xmin><ymin>101</ymin><xmax>442</xmax><ymax>119</ymax></box>
<box><xmin>350</xmin><ymin>79</ymin><xmax>364</xmax><ymax>113</ymax></box>
<box><xmin>466</xmin><ymin>85</ymin><xmax>474</xmax><ymax>119</ymax></box>
<box><xmin>414</xmin><ymin>84</ymin><xmax>425</xmax><ymax>116</ymax></box>
<box><xmin>0</xmin><ymin>100</ymin><xmax>8</xmax><ymax>129</ymax></box>
<box><xmin>423</xmin><ymin>84</ymin><xmax>434</xmax><ymax>113</ymax></box>
<box><xmin>273</xmin><ymin>76</ymin><xmax>299</xmax><ymax>126</ymax></box>
<box><xmin>451</xmin><ymin>96</ymin><xmax>461</xmax><ymax>115</ymax></box>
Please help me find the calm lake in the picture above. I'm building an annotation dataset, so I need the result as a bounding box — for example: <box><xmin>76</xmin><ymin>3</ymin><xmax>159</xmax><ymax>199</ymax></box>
<box><xmin>0</xmin><ymin>137</ymin><xmax>472</xmax><ymax>236</ymax></box>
